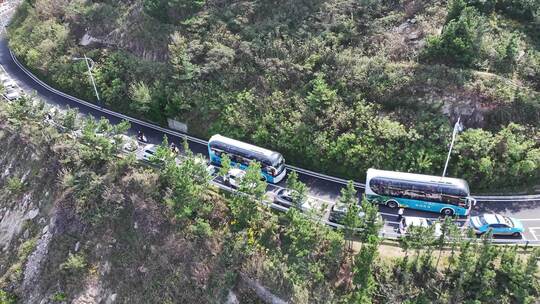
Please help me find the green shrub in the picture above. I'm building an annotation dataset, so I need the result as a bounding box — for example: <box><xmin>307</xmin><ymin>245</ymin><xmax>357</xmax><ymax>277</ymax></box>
<box><xmin>52</xmin><ymin>292</ymin><xmax>67</xmax><ymax>302</ymax></box>
<box><xmin>0</xmin><ymin>290</ymin><xmax>17</xmax><ymax>304</ymax></box>
<box><xmin>422</xmin><ymin>7</ymin><xmax>484</xmax><ymax>67</ymax></box>
<box><xmin>6</xmin><ymin>177</ymin><xmax>24</xmax><ymax>194</ymax></box>
<box><xmin>190</xmin><ymin>218</ymin><xmax>213</xmax><ymax>238</ymax></box>
<box><xmin>60</xmin><ymin>253</ymin><xmax>87</xmax><ymax>273</ymax></box>
<box><xmin>18</xmin><ymin>239</ymin><xmax>37</xmax><ymax>260</ymax></box>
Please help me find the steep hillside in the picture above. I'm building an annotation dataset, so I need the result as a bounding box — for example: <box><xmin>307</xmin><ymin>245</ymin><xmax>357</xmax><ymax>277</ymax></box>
<box><xmin>6</xmin><ymin>0</ymin><xmax>540</xmax><ymax>189</ymax></box>
<box><xmin>1</xmin><ymin>89</ymin><xmax>540</xmax><ymax>303</ymax></box>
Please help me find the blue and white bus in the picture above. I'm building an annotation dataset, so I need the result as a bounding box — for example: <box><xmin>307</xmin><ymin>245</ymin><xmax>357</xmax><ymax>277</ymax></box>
<box><xmin>208</xmin><ymin>134</ymin><xmax>287</xmax><ymax>183</ymax></box>
<box><xmin>365</xmin><ymin>168</ymin><xmax>476</xmax><ymax>216</ymax></box>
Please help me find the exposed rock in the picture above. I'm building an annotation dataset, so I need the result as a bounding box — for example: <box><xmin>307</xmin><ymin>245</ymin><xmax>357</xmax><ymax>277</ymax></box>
<box><xmin>27</xmin><ymin>208</ymin><xmax>39</xmax><ymax>219</ymax></box>
<box><xmin>106</xmin><ymin>293</ymin><xmax>117</xmax><ymax>304</ymax></box>
<box><xmin>240</xmin><ymin>273</ymin><xmax>288</xmax><ymax>304</ymax></box>
<box><xmin>23</xmin><ymin>216</ymin><xmax>56</xmax><ymax>303</ymax></box>
<box><xmin>226</xmin><ymin>290</ymin><xmax>239</xmax><ymax>304</ymax></box>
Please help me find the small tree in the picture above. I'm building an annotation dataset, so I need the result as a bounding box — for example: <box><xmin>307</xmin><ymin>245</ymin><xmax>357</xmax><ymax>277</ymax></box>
<box><xmin>467</xmin><ymin>233</ymin><xmax>497</xmax><ymax>302</ymax></box>
<box><xmin>358</xmin><ymin>196</ymin><xmax>382</xmax><ymax>242</ymax></box>
<box><xmin>62</xmin><ymin>108</ymin><xmax>78</xmax><ymax>131</ymax></box>
<box><xmin>286</xmin><ymin>170</ymin><xmax>308</xmax><ymax>208</ymax></box>
<box><xmin>219</xmin><ymin>153</ymin><xmax>232</xmax><ymax>178</ymax></box>
<box><xmin>353</xmin><ymin>234</ymin><xmax>380</xmax><ymax>304</ymax></box>
<box><xmin>423</xmin><ymin>7</ymin><xmax>484</xmax><ymax>67</ymax></box>
<box><xmin>129</xmin><ymin>81</ymin><xmax>152</xmax><ymax>114</ymax></box>
<box><xmin>338</xmin><ymin>181</ymin><xmax>360</xmax><ymax>252</ymax></box>
<box><xmin>435</xmin><ymin>216</ymin><xmax>462</xmax><ymax>269</ymax></box>
<box><xmin>238</xmin><ymin>161</ymin><xmax>266</xmax><ymax>201</ymax></box>
<box><xmin>229</xmin><ymin>162</ymin><xmax>266</xmax><ymax>230</ymax></box>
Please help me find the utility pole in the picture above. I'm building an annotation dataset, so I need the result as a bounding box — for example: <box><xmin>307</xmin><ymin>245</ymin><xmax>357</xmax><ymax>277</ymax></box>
<box><xmin>73</xmin><ymin>55</ymin><xmax>101</xmax><ymax>106</ymax></box>
<box><xmin>442</xmin><ymin>116</ymin><xmax>463</xmax><ymax>177</ymax></box>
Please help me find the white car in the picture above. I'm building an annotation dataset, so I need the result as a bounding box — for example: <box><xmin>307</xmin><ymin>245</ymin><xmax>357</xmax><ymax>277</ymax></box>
<box><xmin>0</xmin><ymin>74</ymin><xmax>9</xmax><ymax>83</ymax></box>
<box><xmin>223</xmin><ymin>168</ymin><xmax>266</xmax><ymax>189</ymax></box>
<box><xmin>142</xmin><ymin>144</ymin><xmax>158</xmax><ymax>161</ymax></box>
<box><xmin>5</xmin><ymin>89</ymin><xmax>21</xmax><ymax>100</ymax></box>
<box><xmin>224</xmin><ymin>168</ymin><xmax>246</xmax><ymax>189</ymax></box>
<box><xmin>3</xmin><ymin>79</ymin><xmax>17</xmax><ymax>88</ymax></box>
<box><xmin>112</xmin><ymin>134</ymin><xmax>138</xmax><ymax>153</ymax></box>
<box><xmin>193</xmin><ymin>156</ymin><xmax>216</xmax><ymax>175</ymax></box>
<box><xmin>399</xmin><ymin>216</ymin><xmax>442</xmax><ymax>237</ymax></box>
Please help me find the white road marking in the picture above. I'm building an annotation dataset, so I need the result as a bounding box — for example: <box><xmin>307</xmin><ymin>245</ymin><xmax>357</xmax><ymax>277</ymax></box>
<box><xmin>516</xmin><ymin>218</ymin><xmax>540</xmax><ymax>221</ymax></box>
<box><xmin>528</xmin><ymin>227</ymin><xmax>540</xmax><ymax>241</ymax></box>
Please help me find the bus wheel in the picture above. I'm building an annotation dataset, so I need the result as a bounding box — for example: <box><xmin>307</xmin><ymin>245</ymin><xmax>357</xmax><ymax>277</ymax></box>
<box><xmin>512</xmin><ymin>232</ymin><xmax>521</xmax><ymax>238</ymax></box>
<box><xmin>441</xmin><ymin>208</ymin><xmax>454</xmax><ymax>217</ymax></box>
<box><xmin>386</xmin><ymin>200</ymin><xmax>398</xmax><ymax>209</ymax></box>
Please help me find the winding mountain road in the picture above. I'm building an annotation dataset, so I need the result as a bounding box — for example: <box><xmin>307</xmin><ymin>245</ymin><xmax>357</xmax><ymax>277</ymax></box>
<box><xmin>1</xmin><ymin>3</ymin><xmax>539</xmax><ymax>243</ymax></box>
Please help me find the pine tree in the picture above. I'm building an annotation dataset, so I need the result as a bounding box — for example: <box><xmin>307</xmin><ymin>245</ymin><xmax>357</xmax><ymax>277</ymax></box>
<box><xmin>352</xmin><ymin>234</ymin><xmax>380</xmax><ymax>304</ymax></box>
<box><xmin>218</xmin><ymin>153</ymin><xmax>232</xmax><ymax>178</ymax></box>
<box><xmin>286</xmin><ymin>170</ymin><xmax>308</xmax><ymax>208</ymax></box>
<box><xmin>338</xmin><ymin>181</ymin><xmax>360</xmax><ymax>252</ymax></box>
<box><xmin>468</xmin><ymin>233</ymin><xmax>497</xmax><ymax>302</ymax></box>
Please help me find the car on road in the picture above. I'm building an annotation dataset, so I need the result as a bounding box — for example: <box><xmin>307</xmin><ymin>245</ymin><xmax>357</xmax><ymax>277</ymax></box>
<box><xmin>192</xmin><ymin>155</ymin><xmax>216</xmax><ymax>176</ymax></box>
<box><xmin>272</xmin><ymin>188</ymin><xmax>320</xmax><ymax>213</ymax></box>
<box><xmin>3</xmin><ymin>79</ymin><xmax>17</xmax><ymax>88</ymax></box>
<box><xmin>469</xmin><ymin>213</ymin><xmax>524</xmax><ymax>237</ymax></box>
<box><xmin>223</xmin><ymin>168</ymin><xmax>244</xmax><ymax>188</ymax></box>
<box><xmin>142</xmin><ymin>144</ymin><xmax>158</xmax><ymax>162</ymax></box>
<box><xmin>112</xmin><ymin>134</ymin><xmax>138</xmax><ymax>153</ymax></box>
<box><xmin>328</xmin><ymin>202</ymin><xmax>366</xmax><ymax>224</ymax></box>
<box><xmin>224</xmin><ymin>168</ymin><xmax>265</xmax><ymax>189</ymax></box>
<box><xmin>399</xmin><ymin>216</ymin><xmax>442</xmax><ymax>237</ymax></box>
<box><xmin>5</xmin><ymin>88</ymin><xmax>21</xmax><ymax>100</ymax></box>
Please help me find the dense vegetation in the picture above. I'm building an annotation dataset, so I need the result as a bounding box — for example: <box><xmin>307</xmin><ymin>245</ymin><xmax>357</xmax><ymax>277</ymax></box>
<box><xmin>1</xmin><ymin>94</ymin><xmax>539</xmax><ymax>303</ymax></box>
<box><xmin>6</xmin><ymin>0</ymin><xmax>540</xmax><ymax>191</ymax></box>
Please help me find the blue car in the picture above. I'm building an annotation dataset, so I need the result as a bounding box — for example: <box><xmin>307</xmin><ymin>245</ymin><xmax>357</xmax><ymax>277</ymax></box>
<box><xmin>470</xmin><ymin>214</ymin><xmax>524</xmax><ymax>237</ymax></box>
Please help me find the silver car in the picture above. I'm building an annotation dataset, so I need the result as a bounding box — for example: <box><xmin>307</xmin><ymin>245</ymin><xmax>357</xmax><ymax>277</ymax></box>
<box><xmin>5</xmin><ymin>88</ymin><xmax>21</xmax><ymax>100</ymax></box>
<box><xmin>273</xmin><ymin>188</ymin><xmax>318</xmax><ymax>212</ymax></box>
<box><xmin>142</xmin><ymin>144</ymin><xmax>158</xmax><ymax>161</ymax></box>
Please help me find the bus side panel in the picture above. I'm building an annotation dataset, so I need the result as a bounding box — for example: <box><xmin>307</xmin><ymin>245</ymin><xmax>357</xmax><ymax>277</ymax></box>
<box><xmin>368</xmin><ymin>194</ymin><xmax>468</xmax><ymax>216</ymax></box>
<box><xmin>396</xmin><ymin>198</ymin><xmax>441</xmax><ymax>213</ymax></box>
<box><xmin>397</xmin><ymin>198</ymin><xmax>468</xmax><ymax>216</ymax></box>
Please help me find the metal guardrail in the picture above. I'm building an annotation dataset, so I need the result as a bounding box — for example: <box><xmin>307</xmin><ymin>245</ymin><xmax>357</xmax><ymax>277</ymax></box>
<box><xmin>6</xmin><ymin>47</ymin><xmax>540</xmax><ymax>204</ymax></box>
<box><xmin>473</xmin><ymin>194</ymin><xmax>540</xmax><ymax>202</ymax></box>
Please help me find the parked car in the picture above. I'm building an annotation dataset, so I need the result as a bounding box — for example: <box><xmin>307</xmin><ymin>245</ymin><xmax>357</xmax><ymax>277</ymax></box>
<box><xmin>3</xmin><ymin>79</ymin><xmax>17</xmax><ymax>88</ymax></box>
<box><xmin>5</xmin><ymin>89</ymin><xmax>21</xmax><ymax>100</ymax></box>
<box><xmin>328</xmin><ymin>202</ymin><xmax>366</xmax><ymax>224</ymax></box>
<box><xmin>192</xmin><ymin>155</ymin><xmax>216</xmax><ymax>176</ymax></box>
<box><xmin>224</xmin><ymin>168</ymin><xmax>246</xmax><ymax>189</ymax></box>
<box><xmin>469</xmin><ymin>213</ymin><xmax>524</xmax><ymax>237</ymax></box>
<box><xmin>399</xmin><ymin>216</ymin><xmax>442</xmax><ymax>237</ymax></box>
<box><xmin>142</xmin><ymin>144</ymin><xmax>158</xmax><ymax>162</ymax></box>
<box><xmin>273</xmin><ymin>188</ymin><xmax>297</xmax><ymax>208</ymax></box>
<box><xmin>0</xmin><ymin>74</ymin><xmax>9</xmax><ymax>83</ymax></box>
<box><xmin>272</xmin><ymin>188</ymin><xmax>320</xmax><ymax>213</ymax></box>
<box><xmin>112</xmin><ymin>134</ymin><xmax>138</xmax><ymax>153</ymax></box>
<box><xmin>224</xmin><ymin>168</ymin><xmax>265</xmax><ymax>189</ymax></box>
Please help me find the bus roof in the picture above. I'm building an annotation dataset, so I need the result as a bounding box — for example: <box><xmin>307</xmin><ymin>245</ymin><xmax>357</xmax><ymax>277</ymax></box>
<box><xmin>366</xmin><ymin>168</ymin><xmax>470</xmax><ymax>193</ymax></box>
<box><xmin>208</xmin><ymin>134</ymin><xmax>283</xmax><ymax>166</ymax></box>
